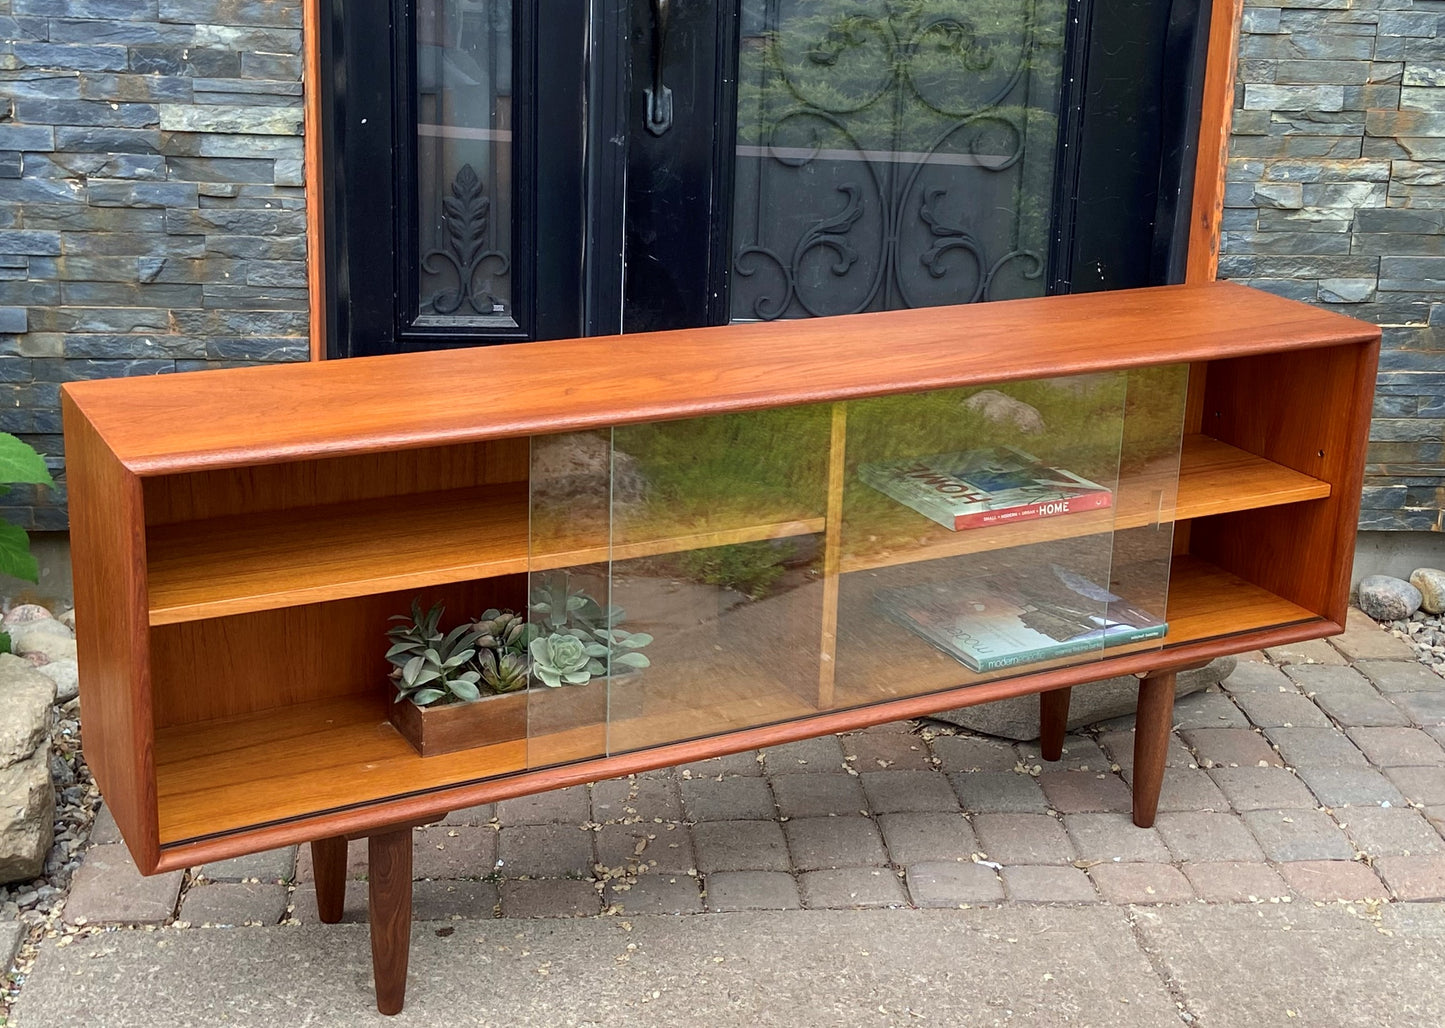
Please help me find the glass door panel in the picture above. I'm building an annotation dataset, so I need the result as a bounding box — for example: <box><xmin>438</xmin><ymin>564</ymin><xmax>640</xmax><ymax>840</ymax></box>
<box><xmin>606</xmin><ymin>407</ymin><xmax>832</xmax><ymax>753</ymax></box>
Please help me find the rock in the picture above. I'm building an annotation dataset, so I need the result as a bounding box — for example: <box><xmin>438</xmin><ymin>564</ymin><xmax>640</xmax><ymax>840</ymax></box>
<box><xmin>1410</xmin><ymin>568</ymin><xmax>1445</xmax><ymax>615</ymax></box>
<box><xmin>2</xmin><ymin>605</ymin><xmax>52</xmax><ymax>627</ymax></box>
<box><xmin>1358</xmin><ymin>575</ymin><xmax>1422</xmax><ymax>622</ymax></box>
<box><xmin>530</xmin><ymin>432</ymin><xmax>647</xmax><ymax>514</ymax></box>
<box><xmin>0</xmin><ymin>749</ymin><xmax>53</xmax><ymax>884</ymax></box>
<box><xmin>962</xmin><ymin>390</ymin><xmax>1045</xmax><ymax>434</ymax></box>
<box><xmin>36</xmin><ymin>659</ymin><xmax>78</xmax><ymax>704</ymax></box>
<box><xmin>56</xmin><ymin>609</ymin><xmax>75</xmax><ymax>631</ymax></box>
<box><xmin>6</xmin><ymin>618</ymin><xmax>76</xmax><ymax>663</ymax></box>
<box><xmin>0</xmin><ymin>655</ymin><xmax>54</xmax><ymax>768</ymax></box>
<box><xmin>929</xmin><ymin>657</ymin><xmax>1237</xmax><ymax>741</ymax></box>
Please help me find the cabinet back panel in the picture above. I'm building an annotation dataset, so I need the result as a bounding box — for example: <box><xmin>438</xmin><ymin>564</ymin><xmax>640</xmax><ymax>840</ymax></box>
<box><xmin>150</xmin><ymin>576</ymin><xmax>525</xmax><ymax>729</ymax></box>
<box><xmin>1193</xmin><ymin>341</ymin><xmax>1378</xmax><ymax>623</ymax></box>
<box><xmin>144</xmin><ymin>439</ymin><xmax>529</xmax><ymax>526</ymax></box>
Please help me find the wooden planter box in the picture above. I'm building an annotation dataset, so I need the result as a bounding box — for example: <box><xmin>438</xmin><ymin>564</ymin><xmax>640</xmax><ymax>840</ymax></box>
<box><xmin>390</xmin><ymin>691</ymin><xmax>527</xmax><ymax>758</ymax></box>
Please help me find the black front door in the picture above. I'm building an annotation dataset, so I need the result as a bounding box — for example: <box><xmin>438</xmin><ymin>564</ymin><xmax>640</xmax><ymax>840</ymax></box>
<box><xmin>324</xmin><ymin>0</ymin><xmax>1209</xmax><ymax>357</ymax></box>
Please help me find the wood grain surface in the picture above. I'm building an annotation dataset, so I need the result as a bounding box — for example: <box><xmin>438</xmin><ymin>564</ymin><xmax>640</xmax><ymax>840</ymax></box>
<box><xmin>63</xmin><ymin>283</ymin><xmax>1378</xmax><ymax>476</ymax></box>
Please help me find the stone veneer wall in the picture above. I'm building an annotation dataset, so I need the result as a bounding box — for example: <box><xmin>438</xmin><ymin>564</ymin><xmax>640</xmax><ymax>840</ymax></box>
<box><xmin>1220</xmin><ymin>0</ymin><xmax>1444</xmax><ymax>532</ymax></box>
<box><xmin>0</xmin><ymin>0</ymin><xmax>308</xmax><ymax>531</ymax></box>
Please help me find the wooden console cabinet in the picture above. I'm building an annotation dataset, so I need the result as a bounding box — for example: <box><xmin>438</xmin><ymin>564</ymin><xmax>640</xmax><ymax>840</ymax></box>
<box><xmin>62</xmin><ymin>282</ymin><xmax>1377</xmax><ymax>1013</ymax></box>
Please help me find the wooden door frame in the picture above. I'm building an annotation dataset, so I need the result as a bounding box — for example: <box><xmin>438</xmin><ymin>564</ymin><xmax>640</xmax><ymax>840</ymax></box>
<box><xmin>300</xmin><ymin>0</ymin><xmax>1245</xmax><ymax>361</ymax></box>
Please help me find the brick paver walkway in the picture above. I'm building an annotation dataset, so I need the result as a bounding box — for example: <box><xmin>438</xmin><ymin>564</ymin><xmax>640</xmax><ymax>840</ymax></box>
<box><xmin>65</xmin><ymin>608</ymin><xmax>1445</xmax><ymax>928</ymax></box>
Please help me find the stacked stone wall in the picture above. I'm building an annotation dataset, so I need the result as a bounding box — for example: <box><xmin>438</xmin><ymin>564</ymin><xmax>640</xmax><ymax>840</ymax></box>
<box><xmin>0</xmin><ymin>0</ymin><xmax>308</xmax><ymax>530</ymax></box>
<box><xmin>1221</xmin><ymin>0</ymin><xmax>1444</xmax><ymax>532</ymax></box>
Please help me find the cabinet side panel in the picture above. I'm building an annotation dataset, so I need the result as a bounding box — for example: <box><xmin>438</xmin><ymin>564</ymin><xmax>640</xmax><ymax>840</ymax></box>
<box><xmin>1192</xmin><ymin>339</ymin><xmax>1379</xmax><ymax>623</ymax></box>
<box><xmin>62</xmin><ymin>395</ymin><xmax>159</xmax><ymax>871</ymax></box>
<box><xmin>143</xmin><ymin>439</ymin><xmax>529</xmax><ymax>525</ymax></box>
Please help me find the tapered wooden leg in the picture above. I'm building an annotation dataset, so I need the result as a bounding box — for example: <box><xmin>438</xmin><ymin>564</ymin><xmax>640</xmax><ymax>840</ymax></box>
<box><xmin>1132</xmin><ymin>671</ymin><xmax>1177</xmax><ymax>829</ymax></box>
<box><xmin>368</xmin><ymin>828</ymin><xmax>413</xmax><ymax>1016</ymax></box>
<box><xmin>311</xmin><ymin>836</ymin><xmax>348</xmax><ymax>924</ymax></box>
<box><xmin>1039</xmin><ymin>687</ymin><xmax>1072</xmax><ymax>762</ymax></box>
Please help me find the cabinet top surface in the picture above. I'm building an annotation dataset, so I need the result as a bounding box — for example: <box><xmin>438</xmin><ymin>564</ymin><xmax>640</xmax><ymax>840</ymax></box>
<box><xmin>63</xmin><ymin>282</ymin><xmax>1378</xmax><ymax>476</ymax></box>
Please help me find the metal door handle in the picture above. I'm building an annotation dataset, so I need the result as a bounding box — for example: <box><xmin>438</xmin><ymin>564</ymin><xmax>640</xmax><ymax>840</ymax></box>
<box><xmin>645</xmin><ymin>0</ymin><xmax>673</xmax><ymax>135</ymax></box>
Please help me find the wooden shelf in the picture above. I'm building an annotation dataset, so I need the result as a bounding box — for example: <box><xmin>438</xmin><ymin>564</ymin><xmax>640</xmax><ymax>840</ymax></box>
<box><xmin>830</xmin><ymin>554</ymin><xmax>1319</xmax><ymax>708</ymax></box>
<box><xmin>839</xmin><ymin>434</ymin><xmax>1330</xmax><ymax>573</ymax></box>
<box><xmin>146</xmin><ymin>483</ymin><xmax>823</xmax><ymax>625</ymax></box>
<box><xmin>155</xmin><ymin>554</ymin><xmax>1313</xmax><ymax>845</ymax></box>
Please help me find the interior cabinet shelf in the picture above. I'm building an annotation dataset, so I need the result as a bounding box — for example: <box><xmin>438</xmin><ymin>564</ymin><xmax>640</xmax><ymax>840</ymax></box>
<box><xmin>840</xmin><ymin>433</ymin><xmax>1331</xmax><ymax>574</ymax></box>
<box><xmin>147</xmin><ymin>482</ymin><xmax>825</xmax><ymax>625</ymax></box>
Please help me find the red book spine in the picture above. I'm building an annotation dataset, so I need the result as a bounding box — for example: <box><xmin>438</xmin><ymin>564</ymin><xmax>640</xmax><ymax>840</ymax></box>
<box><xmin>951</xmin><ymin>490</ymin><xmax>1113</xmax><ymax>530</ymax></box>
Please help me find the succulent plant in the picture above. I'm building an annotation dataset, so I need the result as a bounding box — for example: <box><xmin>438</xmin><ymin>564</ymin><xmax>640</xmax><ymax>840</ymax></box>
<box><xmin>529</xmin><ymin>631</ymin><xmax>601</xmax><ymax>688</ymax></box>
<box><xmin>471</xmin><ymin>608</ymin><xmax>535</xmax><ymax>654</ymax></box>
<box><xmin>528</xmin><ymin>575</ymin><xmax>653</xmax><ymax>677</ymax></box>
<box><xmin>477</xmin><ymin>647</ymin><xmax>529</xmax><ymax>694</ymax></box>
<box><xmin>386</xmin><ymin>601</ymin><xmax>485</xmax><ymax>707</ymax></box>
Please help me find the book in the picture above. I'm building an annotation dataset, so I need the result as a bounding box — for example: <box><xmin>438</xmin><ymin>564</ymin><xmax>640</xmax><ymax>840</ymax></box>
<box><xmin>857</xmin><ymin>446</ymin><xmax>1112</xmax><ymax>531</ymax></box>
<box><xmin>876</xmin><ymin>564</ymin><xmax>1167</xmax><ymax>672</ymax></box>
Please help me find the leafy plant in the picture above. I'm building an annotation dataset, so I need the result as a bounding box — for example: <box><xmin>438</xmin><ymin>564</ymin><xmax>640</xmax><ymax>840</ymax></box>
<box><xmin>385</xmin><ymin>601</ymin><xmax>485</xmax><ymax>707</ymax></box>
<box><xmin>0</xmin><ymin>433</ymin><xmax>54</xmax><ymax>583</ymax></box>
<box><xmin>529</xmin><ymin>632</ymin><xmax>597</xmax><ymax>689</ymax></box>
<box><xmin>529</xmin><ymin>575</ymin><xmax>652</xmax><ymax>676</ymax></box>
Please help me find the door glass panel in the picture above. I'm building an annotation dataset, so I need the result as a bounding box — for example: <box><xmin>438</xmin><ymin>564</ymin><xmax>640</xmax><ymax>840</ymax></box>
<box><xmin>732</xmin><ymin>0</ymin><xmax>1067</xmax><ymax>321</ymax></box>
<box><xmin>415</xmin><ymin>0</ymin><xmax>514</xmax><ymax>323</ymax></box>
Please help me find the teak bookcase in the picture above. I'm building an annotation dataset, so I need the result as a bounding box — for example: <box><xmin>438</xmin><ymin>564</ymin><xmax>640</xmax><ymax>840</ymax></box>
<box><xmin>62</xmin><ymin>282</ymin><xmax>1378</xmax><ymax>1014</ymax></box>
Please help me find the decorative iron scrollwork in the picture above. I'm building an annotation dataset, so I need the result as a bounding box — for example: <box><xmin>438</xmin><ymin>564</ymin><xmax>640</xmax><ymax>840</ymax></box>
<box><xmin>421</xmin><ymin>163</ymin><xmax>511</xmax><ymax>316</ymax></box>
<box><xmin>733</xmin><ymin>0</ymin><xmax>1053</xmax><ymax>322</ymax></box>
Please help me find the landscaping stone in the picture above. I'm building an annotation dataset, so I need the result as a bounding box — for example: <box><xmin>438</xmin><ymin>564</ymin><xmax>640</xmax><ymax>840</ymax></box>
<box><xmin>1278</xmin><ymin>860</ymin><xmax>1390</xmax><ymax>902</ymax></box>
<box><xmin>34</xmin><ymin>659</ymin><xmax>78</xmax><ymax>704</ymax></box>
<box><xmin>692</xmin><ymin>820</ymin><xmax>789</xmax><ymax>873</ymax></box>
<box><xmin>782</xmin><ymin>817</ymin><xmax>887</xmax><ymax>871</ymax></box>
<box><xmin>1297</xmin><ymin>767</ymin><xmax>1406</xmax><ymax>808</ymax></box>
<box><xmin>595</xmin><ymin>822</ymin><xmax>694</xmax><ymax>874</ymax></box>
<box><xmin>1063</xmin><ymin>813</ymin><xmax>1171</xmax><ymax>863</ymax></box>
<box><xmin>928</xmin><ymin>734</ymin><xmax>1018</xmax><ymax>773</ymax></box>
<box><xmin>1358</xmin><ymin>575</ymin><xmax>1422</xmax><ymax>621</ymax></box>
<box><xmin>1001</xmin><ymin>865</ymin><xmax>1097</xmax><ymax>903</ymax></box>
<box><xmin>1262</xmin><ymin>639</ymin><xmax>1347</xmax><ymax>666</ymax></box>
<box><xmin>1384</xmin><ymin>766</ymin><xmax>1445</xmax><ymax>806</ymax></box>
<box><xmin>439</xmin><ymin>802</ymin><xmax>497</xmax><ymax>826</ymax></box>
<box><xmin>800</xmin><ymin>867</ymin><xmax>907</xmax><ymax>909</ymax></box>
<box><xmin>1181</xmin><ymin>862</ymin><xmax>1289</xmax><ymax>903</ymax></box>
<box><xmin>1242</xmin><ymin>809</ymin><xmax>1355</xmax><ymax>862</ymax></box>
<box><xmin>63</xmin><ymin>844</ymin><xmax>182</xmax><ymax>925</ymax></box>
<box><xmin>1017</xmin><ymin>734</ymin><xmax>1111</xmax><ymax>772</ymax></box>
<box><xmin>1089</xmin><ymin>863</ymin><xmax>1194</xmax><ymax>904</ymax></box>
<box><xmin>702</xmin><ymin>871</ymin><xmax>800</xmax><ymax>911</ymax></box>
<box><xmin>1183</xmin><ymin>728</ymin><xmax>1284</xmax><ymax>768</ymax></box>
<box><xmin>1410</xmin><ymin>568</ymin><xmax>1445</xmax><ymax>614</ymax></box>
<box><xmin>961</xmin><ymin>389</ymin><xmax>1044</xmax><ymax>433</ymax></box>
<box><xmin>0</xmin><ymin>919</ymin><xmax>22</xmax><ymax>971</ymax></box>
<box><xmin>769</xmin><ymin>772</ymin><xmax>867</xmax><ymax>819</ymax></box>
<box><xmin>1097</xmin><ymin>730</ymin><xmax>1196</xmax><ymax>770</ymax></box>
<box><xmin>499</xmin><ymin>879</ymin><xmax>600</xmax><ymax>918</ymax></box>
<box><xmin>1354</xmin><ymin>659</ymin><xmax>1445</xmax><ymax>694</ymax></box>
<box><xmin>1347</xmin><ymin>727</ymin><xmax>1445</xmax><ymax>767</ymax></box>
<box><xmin>1172</xmin><ymin>689</ymin><xmax>1251</xmax><ymax>730</ymax></box>
<box><xmin>680</xmin><ymin>750</ymin><xmax>762</xmax><ymax>778</ymax></box>
<box><xmin>496</xmin><ymin>824</ymin><xmax>591</xmax><ymax>879</ymax></box>
<box><xmin>1221</xmin><ymin>661</ymin><xmax>1297</xmax><ymax>694</ymax></box>
<box><xmin>1139</xmin><ymin>768</ymin><xmax>1230</xmax><ymax>813</ymax></box>
<box><xmin>1230</xmin><ymin>689</ymin><xmax>1332</xmax><ymax>729</ymax></box>
<box><xmin>0</xmin><ymin>654</ymin><xmax>53</xmax><ymax>883</ymax></box>
<box><xmin>876</xmin><ymin>812</ymin><xmax>977</xmax><ymax>865</ymax></box>
<box><xmin>859</xmin><ymin>771</ymin><xmax>958</xmax><ymax>814</ymax></box>
<box><xmin>1292</xmin><ymin>667</ymin><xmax>1410</xmax><ymax>727</ymax></box>
<box><xmin>293</xmin><ymin>838</ymin><xmax>366</xmax><ymax>882</ymax></box>
<box><xmin>1375</xmin><ymin>855</ymin><xmax>1445</xmax><ymax>901</ymax></box>
<box><xmin>950</xmin><ymin>771</ymin><xmax>1048</xmax><ymax>813</ymax></box>
<box><xmin>497</xmin><ymin>784</ymin><xmax>590</xmax><ymax>825</ymax></box>
<box><xmin>413</xmin><ymin>826</ymin><xmax>497</xmax><ymax>880</ymax></box>
<box><xmin>1391</xmin><ymin>690</ymin><xmax>1445</xmax><ymax>725</ymax></box>
<box><xmin>1155</xmin><ymin>812</ymin><xmax>1265</xmax><ymax>863</ymax></box>
<box><xmin>840</xmin><ymin>730</ymin><xmax>932</xmax><ymax>771</ymax></box>
<box><xmin>179</xmin><ymin>882</ymin><xmax>287</xmax><ymax>926</ymax></box>
<box><xmin>606</xmin><ymin>874</ymin><xmax>703</xmax><ymax>915</ymax></box>
<box><xmin>591</xmin><ymin>777</ymin><xmax>680</xmax><ymax>823</ymax></box>
<box><xmin>1337</xmin><ymin>807</ymin><xmax>1445</xmax><ymax>857</ymax></box>
<box><xmin>680</xmin><ymin>775</ymin><xmax>775</xmax><ymax>821</ymax></box>
<box><xmin>1036</xmin><ymin>771</ymin><xmax>1132</xmax><ymax>814</ymax></box>
<box><xmin>972</xmin><ymin>813</ymin><xmax>1075</xmax><ymax>865</ymax></box>
<box><xmin>1264</xmin><ymin>727</ymin><xmax>1370</xmax><ymax>768</ymax></box>
<box><xmin>931</xmin><ymin>658</ymin><xmax>1234</xmax><ymax>739</ymax></box>
<box><xmin>904</xmin><ymin>861</ymin><xmax>1003</xmax><ymax>907</ymax></box>
<box><xmin>759</xmin><ymin>736</ymin><xmax>845</xmax><ymax>774</ymax></box>
<box><xmin>5</xmin><ymin>618</ymin><xmax>75</xmax><ymax>662</ymax></box>
<box><xmin>1332</xmin><ymin>609</ymin><xmax>1422</xmax><ymax>662</ymax></box>
<box><xmin>196</xmin><ymin>846</ymin><xmax>296</xmax><ymax>883</ymax></box>
<box><xmin>412</xmin><ymin>880</ymin><xmax>499</xmax><ymax>921</ymax></box>
<box><xmin>1208</xmin><ymin>767</ymin><xmax>1318</xmax><ymax>811</ymax></box>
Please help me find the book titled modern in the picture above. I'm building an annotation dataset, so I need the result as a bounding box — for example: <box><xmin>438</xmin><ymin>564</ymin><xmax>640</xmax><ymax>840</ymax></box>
<box><xmin>858</xmin><ymin>446</ymin><xmax>1112</xmax><ymax>531</ymax></box>
<box><xmin>877</xmin><ymin>564</ymin><xmax>1167</xmax><ymax>672</ymax></box>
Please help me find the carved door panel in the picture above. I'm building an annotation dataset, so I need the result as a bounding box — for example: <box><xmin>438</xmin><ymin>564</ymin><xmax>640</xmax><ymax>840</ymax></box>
<box><xmin>325</xmin><ymin>0</ymin><xmax>1208</xmax><ymax>355</ymax></box>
